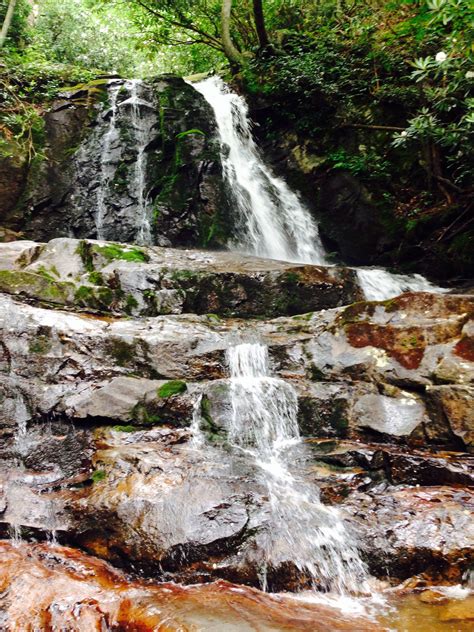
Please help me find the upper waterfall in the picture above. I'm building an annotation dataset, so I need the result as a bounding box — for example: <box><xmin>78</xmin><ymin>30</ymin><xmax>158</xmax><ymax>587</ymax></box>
<box><xmin>192</xmin><ymin>76</ymin><xmax>327</xmax><ymax>265</ymax></box>
<box><xmin>190</xmin><ymin>76</ymin><xmax>444</xmax><ymax>301</ymax></box>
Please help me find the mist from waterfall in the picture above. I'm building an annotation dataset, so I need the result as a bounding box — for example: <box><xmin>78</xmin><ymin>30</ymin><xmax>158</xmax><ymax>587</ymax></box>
<box><xmin>192</xmin><ymin>76</ymin><xmax>444</xmax><ymax>301</ymax></box>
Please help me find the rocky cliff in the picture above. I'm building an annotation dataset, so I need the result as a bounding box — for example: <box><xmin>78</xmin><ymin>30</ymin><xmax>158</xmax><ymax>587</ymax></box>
<box><xmin>0</xmin><ymin>76</ymin><xmax>230</xmax><ymax>249</ymax></box>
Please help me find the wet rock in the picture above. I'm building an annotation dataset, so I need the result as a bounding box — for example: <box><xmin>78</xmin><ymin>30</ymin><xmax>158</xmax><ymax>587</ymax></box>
<box><xmin>426</xmin><ymin>386</ymin><xmax>474</xmax><ymax>450</ymax></box>
<box><xmin>63</xmin><ymin>375</ymin><xmax>196</xmax><ymax>427</ymax></box>
<box><xmin>0</xmin><ymin>289</ymin><xmax>472</xmax><ymax>448</ymax></box>
<box><xmin>0</xmin><ymin>541</ymin><xmax>380</xmax><ymax>631</ymax></box>
<box><xmin>5</xmin><ymin>77</ymin><xmax>230</xmax><ymax>249</ymax></box>
<box><xmin>311</xmin><ymin>441</ymin><xmax>474</xmax><ymax>488</ymax></box>
<box><xmin>0</xmin><ymin>237</ymin><xmax>362</xmax><ymax>317</ymax></box>
<box><xmin>344</xmin><ymin>486</ymin><xmax>474</xmax><ymax>582</ymax></box>
<box><xmin>317</xmin><ymin>171</ymin><xmax>387</xmax><ymax>264</ymax></box>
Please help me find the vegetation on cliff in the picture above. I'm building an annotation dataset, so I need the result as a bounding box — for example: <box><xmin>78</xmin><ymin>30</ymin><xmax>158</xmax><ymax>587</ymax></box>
<box><xmin>1</xmin><ymin>0</ymin><xmax>473</xmax><ymax>278</ymax></box>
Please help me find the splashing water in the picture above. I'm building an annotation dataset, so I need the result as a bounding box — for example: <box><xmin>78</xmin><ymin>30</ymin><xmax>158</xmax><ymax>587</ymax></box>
<box><xmin>225</xmin><ymin>343</ymin><xmax>369</xmax><ymax>594</ymax></box>
<box><xmin>192</xmin><ymin>77</ymin><xmax>327</xmax><ymax>265</ymax></box>
<box><xmin>355</xmin><ymin>268</ymin><xmax>445</xmax><ymax>301</ymax></box>
<box><xmin>191</xmin><ymin>76</ymin><xmax>444</xmax><ymax>300</ymax></box>
<box><xmin>96</xmin><ymin>82</ymin><xmax>121</xmax><ymax>239</ymax></box>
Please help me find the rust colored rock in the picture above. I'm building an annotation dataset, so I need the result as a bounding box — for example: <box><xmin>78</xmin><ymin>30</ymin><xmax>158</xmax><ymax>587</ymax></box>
<box><xmin>0</xmin><ymin>541</ymin><xmax>380</xmax><ymax>631</ymax></box>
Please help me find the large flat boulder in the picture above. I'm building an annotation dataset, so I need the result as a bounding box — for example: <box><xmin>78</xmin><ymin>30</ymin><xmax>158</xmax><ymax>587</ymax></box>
<box><xmin>0</xmin><ymin>238</ymin><xmax>362</xmax><ymax>317</ymax></box>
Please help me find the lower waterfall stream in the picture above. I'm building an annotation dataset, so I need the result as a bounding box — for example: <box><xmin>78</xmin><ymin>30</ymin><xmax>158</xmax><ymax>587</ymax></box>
<box><xmin>224</xmin><ymin>343</ymin><xmax>369</xmax><ymax>594</ymax></box>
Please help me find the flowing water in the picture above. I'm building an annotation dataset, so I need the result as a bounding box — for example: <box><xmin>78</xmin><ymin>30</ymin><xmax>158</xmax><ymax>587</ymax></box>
<box><xmin>203</xmin><ymin>342</ymin><xmax>369</xmax><ymax>594</ymax></box>
<box><xmin>96</xmin><ymin>82</ymin><xmax>121</xmax><ymax>239</ymax></box>
<box><xmin>191</xmin><ymin>77</ymin><xmax>327</xmax><ymax>265</ymax></box>
<box><xmin>192</xmin><ymin>76</ymin><xmax>444</xmax><ymax>300</ymax></box>
<box><xmin>123</xmin><ymin>79</ymin><xmax>155</xmax><ymax>245</ymax></box>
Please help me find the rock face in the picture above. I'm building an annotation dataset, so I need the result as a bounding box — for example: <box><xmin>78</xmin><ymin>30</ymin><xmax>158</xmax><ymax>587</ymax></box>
<box><xmin>0</xmin><ymin>541</ymin><xmax>380</xmax><ymax>631</ymax></box>
<box><xmin>1</xmin><ymin>77</ymin><xmax>230</xmax><ymax>249</ymax></box>
<box><xmin>0</xmin><ymin>237</ymin><xmax>362</xmax><ymax>318</ymax></box>
<box><xmin>0</xmin><ymin>234</ymin><xmax>472</xmax><ymax>594</ymax></box>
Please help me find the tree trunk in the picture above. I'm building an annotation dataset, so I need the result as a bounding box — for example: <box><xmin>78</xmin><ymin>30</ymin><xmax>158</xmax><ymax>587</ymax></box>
<box><xmin>253</xmin><ymin>0</ymin><xmax>271</xmax><ymax>51</ymax></box>
<box><xmin>221</xmin><ymin>0</ymin><xmax>243</xmax><ymax>65</ymax></box>
<box><xmin>0</xmin><ymin>0</ymin><xmax>18</xmax><ymax>48</ymax></box>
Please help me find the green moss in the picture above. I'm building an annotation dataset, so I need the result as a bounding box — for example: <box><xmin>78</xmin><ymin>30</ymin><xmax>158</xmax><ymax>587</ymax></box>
<box><xmin>206</xmin><ymin>313</ymin><xmax>221</xmax><ymax>322</ymax></box>
<box><xmin>0</xmin><ymin>270</ymin><xmax>72</xmax><ymax>304</ymax></box>
<box><xmin>74</xmin><ymin>285</ymin><xmax>95</xmax><ymax>302</ymax></box>
<box><xmin>125</xmin><ymin>294</ymin><xmax>139</xmax><ymax>314</ymax></box>
<box><xmin>96</xmin><ymin>286</ymin><xmax>114</xmax><ymax>306</ymax></box>
<box><xmin>93</xmin><ymin>243</ymin><xmax>149</xmax><ymax>263</ymax></box>
<box><xmin>36</xmin><ymin>265</ymin><xmax>57</xmax><ymax>282</ymax></box>
<box><xmin>200</xmin><ymin>396</ymin><xmax>225</xmax><ymax>442</ymax></box>
<box><xmin>91</xmin><ymin>469</ymin><xmax>107</xmax><ymax>483</ymax></box>
<box><xmin>112</xmin><ymin>424</ymin><xmax>136</xmax><ymax>432</ymax></box>
<box><xmin>284</xmin><ymin>271</ymin><xmax>301</xmax><ymax>284</ymax></box>
<box><xmin>29</xmin><ymin>335</ymin><xmax>52</xmax><ymax>354</ymax></box>
<box><xmin>106</xmin><ymin>338</ymin><xmax>136</xmax><ymax>366</ymax></box>
<box><xmin>88</xmin><ymin>271</ymin><xmax>104</xmax><ymax>285</ymax></box>
<box><xmin>157</xmin><ymin>380</ymin><xmax>187</xmax><ymax>398</ymax></box>
<box><xmin>169</xmin><ymin>269</ymin><xmax>199</xmax><ymax>283</ymax></box>
<box><xmin>76</xmin><ymin>240</ymin><xmax>94</xmax><ymax>272</ymax></box>
<box><xmin>130</xmin><ymin>401</ymin><xmax>162</xmax><ymax>426</ymax></box>
<box><xmin>329</xmin><ymin>401</ymin><xmax>349</xmax><ymax>433</ymax></box>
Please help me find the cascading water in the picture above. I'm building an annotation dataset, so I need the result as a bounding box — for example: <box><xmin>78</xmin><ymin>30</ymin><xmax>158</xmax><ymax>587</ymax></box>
<box><xmin>96</xmin><ymin>82</ymin><xmax>121</xmax><ymax>239</ymax></box>
<box><xmin>192</xmin><ymin>77</ymin><xmax>327</xmax><ymax>265</ymax></box>
<box><xmin>210</xmin><ymin>342</ymin><xmax>369</xmax><ymax>594</ymax></box>
<box><xmin>355</xmin><ymin>268</ymin><xmax>442</xmax><ymax>301</ymax></box>
<box><xmin>85</xmin><ymin>79</ymin><xmax>156</xmax><ymax>244</ymax></box>
<box><xmin>192</xmin><ymin>76</ymin><xmax>444</xmax><ymax>300</ymax></box>
<box><xmin>124</xmin><ymin>79</ymin><xmax>155</xmax><ymax>245</ymax></box>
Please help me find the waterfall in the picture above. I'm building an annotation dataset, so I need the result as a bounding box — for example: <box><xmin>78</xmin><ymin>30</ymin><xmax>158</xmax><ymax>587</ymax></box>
<box><xmin>192</xmin><ymin>76</ymin><xmax>444</xmax><ymax>300</ymax></box>
<box><xmin>96</xmin><ymin>82</ymin><xmax>121</xmax><ymax>239</ymax></box>
<box><xmin>124</xmin><ymin>79</ymin><xmax>155</xmax><ymax>246</ymax></box>
<box><xmin>224</xmin><ymin>343</ymin><xmax>368</xmax><ymax>593</ymax></box>
<box><xmin>356</xmin><ymin>268</ymin><xmax>442</xmax><ymax>301</ymax></box>
<box><xmin>87</xmin><ymin>79</ymin><xmax>156</xmax><ymax>244</ymax></box>
<box><xmin>192</xmin><ymin>77</ymin><xmax>327</xmax><ymax>265</ymax></box>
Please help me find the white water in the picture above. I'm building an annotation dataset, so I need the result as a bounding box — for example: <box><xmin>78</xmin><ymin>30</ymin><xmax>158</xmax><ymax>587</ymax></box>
<box><xmin>192</xmin><ymin>76</ymin><xmax>444</xmax><ymax>300</ymax></box>
<box><xmin>96</xmin><ymin>82</ymin><xmax>121</xmax><ymax>239</ymax></box>
<box><xmin>356</xmin><ymin>268</ymin><xmax>443</xmax><ymax>301</ymax></box>
<box><xmin>192</xmin><ymin>77</ymin><xmax>327</xmax><ymax>265</ymax></box>
<box><xmin>225</xmin><ymin>343</ymin><xmax>369</xmax><ymax>594</ymax></box>
<box><xmin>124</xmin><ymin>79</ymin><xmax>155</xmax><ymax>245</ymax></box>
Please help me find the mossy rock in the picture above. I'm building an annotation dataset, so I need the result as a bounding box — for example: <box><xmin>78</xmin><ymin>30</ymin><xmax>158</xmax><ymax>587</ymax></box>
<box><xmin>0</xmin><ymin>270</ymin><xmax>73</xmax><ymax>304</ymax></box>
<box><xmin>157</xmin><ymin>380</ymin><xmax>187</xmax><ymax>398</ymax></box>
<box><xmin>92</xmin><ymin>243</ymin><xmax>149</xmax><ymax>264</ymax></box>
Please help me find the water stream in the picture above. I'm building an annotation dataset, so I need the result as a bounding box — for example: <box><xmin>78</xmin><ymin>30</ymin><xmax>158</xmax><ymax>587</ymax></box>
<box><xmin>96</xmin><ymin>82</ymin><xmax>121</xmax><ymax>239</ymax></box>
<box><xmin>123</xmin><ymin>79</ymin><xmax>155</xmax><ymax>245</ymax></box>
<box><xmin>192</xmin><ymin>76</ymin><xmax>443</xmax><ymax>300</ymax></box>
<box><xmin>191</xmin><ymin>77</ymin><xmax>327</xmax><ymax>265</ymax></box>
<box><xmin>195</xmin><ymin>342</ymin><xmax>369</xmax><ymax>594</ymax></box>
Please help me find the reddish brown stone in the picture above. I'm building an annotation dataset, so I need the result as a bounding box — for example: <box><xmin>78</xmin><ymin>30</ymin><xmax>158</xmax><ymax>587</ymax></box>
<box><xmin>346</xmin><ymin>322</ymin><xmax>425</xmax><ymax>370</ymax></box>
<box><xmin>455</xmin><ymin>336</ymin><xmax>474</xmax><ymax>362</ymax></box>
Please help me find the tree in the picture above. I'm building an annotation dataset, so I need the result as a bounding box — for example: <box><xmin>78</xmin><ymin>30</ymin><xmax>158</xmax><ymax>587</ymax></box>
<box><xmin>221</xmin><ymin>0</ymin><xmax>243</xmax><ymax>64</ymax></box>
<box><xmin>253</xmin><ymin>0</ymin><xmax>270</xmax><ymax>51</ymax></box>
<box><xmin>0</xmin><ymin>0</ymin><xmax>18</xmax><ymax>47</ymax></box>
<box><xmin>102</xmin><ymin>0</ymin><xmax>273</xmax><ymax>68</ymax></box>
